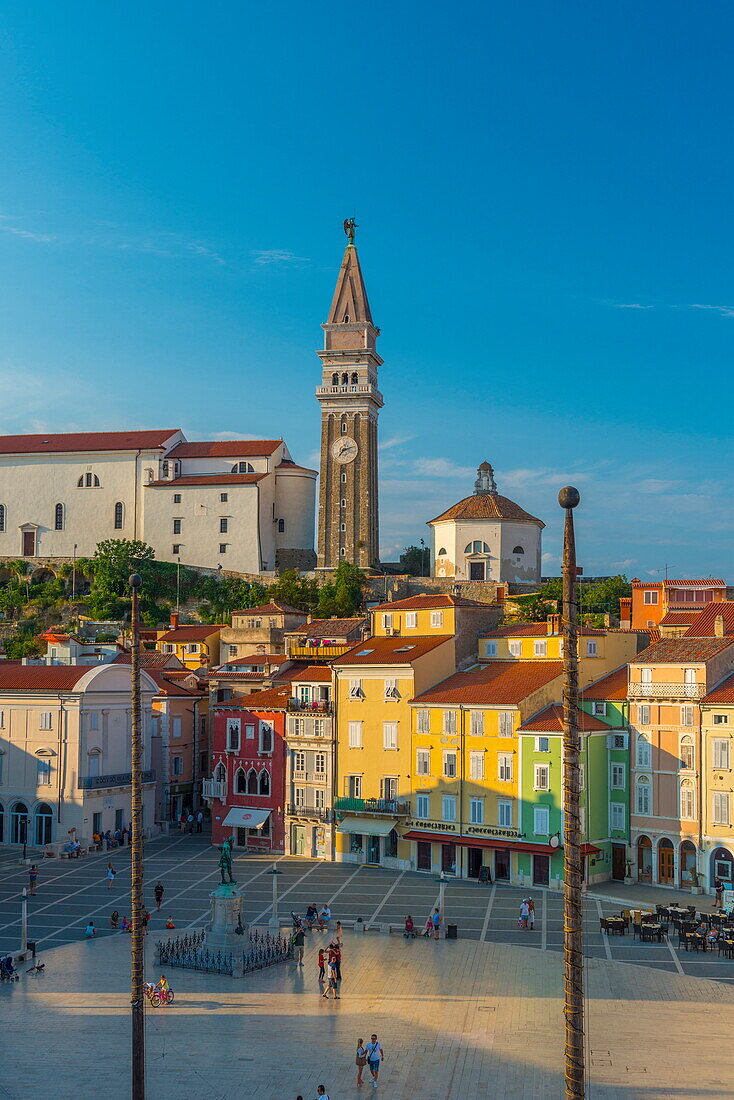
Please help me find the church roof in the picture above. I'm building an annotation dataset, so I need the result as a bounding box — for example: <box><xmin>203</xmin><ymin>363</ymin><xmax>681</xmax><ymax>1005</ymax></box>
<box><xmin>167</xmin><ymin>440</ymin><xmax>282</xmax><ymax>458</ymax></box>
<box><xmin>0</xmin><ymin>429</ymin><xmax>179</xmax><ymax>455</ymax></box>
<box><xmin>326</xmin><ymin>245</ymin><xmax>373</xmax><ymax>325</ymax></box>
<box><xmin>428</xmin><ymin>492</ymin><xmax>545</xmax><ymax>527</ymax></box>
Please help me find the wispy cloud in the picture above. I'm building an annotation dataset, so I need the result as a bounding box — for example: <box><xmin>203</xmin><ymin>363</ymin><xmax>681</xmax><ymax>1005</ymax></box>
<box><xmin>185</xmin><ymin>241</ymin><xmax>225</xmax><ymax>265</ymax></box>
<box><xmin>412</xmin><ymin>457</ymin><xmax>476</xmax><ymax>479</ymax></box>
<box><xmin>637</xmin><ymin>479</ymin><xmax>680</xmax><ymax>494</ymax></box>
<box><xmin>0</xmin><ymin>224</ymin><xmax>57</xmax><ymax>243</ymax></box>
<box><xmin>251</xmin><ymin>249</ymin><xmax>309</xmax><ymax>266</ymax></box>
<box><xmin>611</xmin><ymin>302</ymin><xmax>654</xmax><ymax>310</ymax></box>
<box><xmin>379</xmin><ymin>433</ymin><xmax>417</xmax><ymax>452</ymax></box>
<box><xmin>690</xmin><ymin>303</ymin><xmax>734</xmax><ymax>317</ymax></box>
<box><xmin>611</xmin><ymin>559</ymin><xmax>635</xmax><ymax>569</ymax></box>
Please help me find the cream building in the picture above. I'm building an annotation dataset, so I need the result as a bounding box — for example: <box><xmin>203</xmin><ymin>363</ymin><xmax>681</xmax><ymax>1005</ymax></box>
<box><xmin>428</xmin><ymin>463</ymin><xmax>544</xmax><ymax>583</ymax></box>
<box><xmin>0</xmin><ymin>429</ymin><xmax>316</xmax><ymax>574</ymax></box>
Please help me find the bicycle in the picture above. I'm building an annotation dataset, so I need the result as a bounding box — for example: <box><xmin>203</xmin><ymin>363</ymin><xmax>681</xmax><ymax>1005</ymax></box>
<box><xmin>144</xmin><ymin>982</ymin><xmax>174</xmax><ymax>1007</ymax></box>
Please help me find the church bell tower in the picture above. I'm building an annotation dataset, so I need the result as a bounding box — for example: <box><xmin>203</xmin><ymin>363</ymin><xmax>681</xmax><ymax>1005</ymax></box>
<box><xmin>316</xmin><ymin>221</ymin><xmax>382</xmax><ymax>570</ymax></box>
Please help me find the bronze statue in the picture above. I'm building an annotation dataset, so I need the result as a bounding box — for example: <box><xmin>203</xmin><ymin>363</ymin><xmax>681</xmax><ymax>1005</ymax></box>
<box><xmin>218</xmin><ymin>836</ymin><xmax>235</xmax><ymax>884</ymax></box>
<box><xmin>343</xmin><ymin>217</ymin><xmax>358</xmax><ymax>244</ymax></box>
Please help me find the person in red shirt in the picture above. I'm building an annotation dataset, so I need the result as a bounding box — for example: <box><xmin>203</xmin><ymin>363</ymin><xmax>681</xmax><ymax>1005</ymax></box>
<box><xmin>317</xmin><ymin>948</ymin><xmax>326</xmax><ymax>983</ymax></box>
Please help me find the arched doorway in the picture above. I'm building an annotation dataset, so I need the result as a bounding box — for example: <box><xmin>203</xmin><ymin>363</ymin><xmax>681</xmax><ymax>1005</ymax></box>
<box><xmin>711</xmin><ymin>846</ymin><xmax>734</xmax><ymax>885</ymax></box>
<box><xmin>658</xmin><ymin>838</ymin><xmax>675</xmax><ymax>885</ymax></box>
<box><xmin>680</xmin><ymin>840</ymin><xmax>697</xmax><ymax>889</ymax></box>
<box><xmin>10</xmin><ymin>802</ymin><xmax>29</xmax><ymax>845</ymax></box>
<box><xmin>34</xmin><ymin>803</ymin><xmax>53</xmax><ymax>846</ymax></box>
<box><xmin>637</xmin><ymin>835</ymin><xmax>652</xmax><ymax>881</ymax></box>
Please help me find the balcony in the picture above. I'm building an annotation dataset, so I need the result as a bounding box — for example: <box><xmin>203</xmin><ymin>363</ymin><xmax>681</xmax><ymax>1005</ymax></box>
<box><xmin>316</xmin><ymin>383</ymin><xmax>384</xmax><ymax>405</ymax></box>
<box><xmin>287</xmin><ymin>644</ymin><xmax>349</xmax><ymax>661</ymax></box>
<box><xmin>334</xmin><ymin>796</ymin><xmax>410</xmax><ymax>816</ymax></box>
<box><xmin>292</xmin><ymin>770</ymin><xmax>309</xmax><ymax>781</ymax></box>
<box><xmin>286</xmin><ymin>802</ymin><xmax>331</xmax><ymax>821</ymax></box>
<box><xmin>629</xmin><ymin>682</ymin><xmax>705</xmax><ymax>699</ymax></box>
<box><xmin>287</xmin><ymin>699</ymin><xmax>333</xmax><ymax>715</ymax></box>
<box><xmin>202</xmin><ymin>778</ymin><xmax>226</xmax><ymax>801</ymax></box>
<box><xmin>79</xmin><ymin>769</ymin><xmax>155</xmax><ymax>791</ymax></box>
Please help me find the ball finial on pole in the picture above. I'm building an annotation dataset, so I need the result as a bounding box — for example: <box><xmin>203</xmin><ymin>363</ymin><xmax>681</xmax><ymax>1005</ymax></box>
<box><xmin>558</xmin><ymin>486</ymin><xmax>580</xmax><ymax>510</ymax></box>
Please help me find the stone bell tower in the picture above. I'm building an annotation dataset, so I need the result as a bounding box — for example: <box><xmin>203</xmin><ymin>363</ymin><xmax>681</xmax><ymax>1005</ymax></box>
<box><xmin>316</xmin><ymin>221</ymin><xmax>383</xmax><ymax>570</ymax></box>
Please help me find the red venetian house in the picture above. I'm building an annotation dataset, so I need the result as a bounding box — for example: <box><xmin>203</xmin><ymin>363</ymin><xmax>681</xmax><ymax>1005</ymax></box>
<box><xmin>208</xmin><ymin>685</ymin><xmax>288</xmax><ymax>853</ymax></box>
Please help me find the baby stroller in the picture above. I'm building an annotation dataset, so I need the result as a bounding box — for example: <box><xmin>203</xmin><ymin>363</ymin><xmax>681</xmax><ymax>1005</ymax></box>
<box><xmin>1</xmin><ymin>956</ymin><xmax>18</xmax><ymax>982</ymax></box>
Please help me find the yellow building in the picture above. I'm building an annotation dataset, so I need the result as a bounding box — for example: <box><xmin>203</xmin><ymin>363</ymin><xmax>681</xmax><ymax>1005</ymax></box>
<box><xmin>406</xmin><ymin>661</ymin><xmax>563</xmax><ymax>880</ymax></box>
<box><xmin>156</xmin><ymin>621</ymin><xmax>224</xmax><ymax>670</ymax></box>
<box><xmin>701</xmin><ymin>674</ymin><xmax>734</xmax><ymax>891</ymax></box>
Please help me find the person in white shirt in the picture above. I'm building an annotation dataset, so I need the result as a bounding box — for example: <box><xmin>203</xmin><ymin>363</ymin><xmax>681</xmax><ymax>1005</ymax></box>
<box><xmin>196</xmin><ymin>810</ymin><xmax>204</xmax><ymax>833</ymax></box>
<box><xmin>319</xmin><ymin>904</ymin><xmax>331</xmax><ymax>931</ymax></box>
<box><xmin>365</xmin><ymin>1034</ymin><xmax>384</xmax><ymax>1088</ymax></box>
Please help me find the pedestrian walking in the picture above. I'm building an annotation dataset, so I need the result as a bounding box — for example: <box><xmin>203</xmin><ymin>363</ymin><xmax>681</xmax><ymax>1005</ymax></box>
<box><xmin>154</xmin><ymin>881</ymin><xmax>164</xmax><ymax>911</ymax></box>
<box><xmin>196</xmin><ymin>810</ymin><xmax>204</xmax><ymax>833</ymax></box>
<box><xmin>334</xmin><ymin>920</ymin><xmax>343</xmax><ymax>944</ymax></box>
<box><xmin>330</xmin><ymin>942</ymin><xmax>342</xmax><ymax>981</ymax></box>
<box><xmin>293</xmin><ymin>926</ymin><xmax>306</xmax><ymax>966</ymax></box>
<box><xmin>315</xmin><ymin>1088</ymin><xmax>331</xmax><ymax>1099</ymax></box>
<box><xmin>322</xmin><ymin>955</ymin><xmax>339</xmax><ymax>998</ymax></box>
<box><xmin>142</xmin><ymin>908</ymin><xmax>151</xmax><ymax>935</ymax></box>
<box><xmin>179</xmin><ymin>813</ymin><xmax>187</xmax><ymax>834</ymax></box>
<box><xmin>106</xmin><ymin>862</ymin><xmax>117</xmax><ymax>889</ymax></box>
<box><xmin>28</xmin><ymin>865</ymin><xmax>38</xmax><ymax>896</ymax></box>
<box><xmin>365</xmin><ymin>1034</ymin><xmax>384</xmax><ymax>1087</ymax></box>
<box><xmin>431</xmin><ymin>907</ymin><xmax>442</xmax><ymax>939</ymax></box>
<box><xmin>356</xmin><ymin>1037</ymin><xmax>368</xmax><ymax>1086</ymax></box>
<box><xmin>317</xmin><ymin>948</ymin><xmax>326</xmax><ymax>982</ymax></box>
<box><xmin>527</xmin><ymin>897</ymin><xmax>535</xmax><ymax>930</ymax></box>
<box><xmin>187</xmin><ymin>813</ymin><xmax>194</xmax><ymax>834</ymax></box>
<box><xmin>714</xmin><ymin>877</ymin><xmax>724</xmax><ymax>909</ymax></box>
<box><xmin>519</xmin><ymin>899</ymin><xmax>530</xmax><ymax>929</ymax></box>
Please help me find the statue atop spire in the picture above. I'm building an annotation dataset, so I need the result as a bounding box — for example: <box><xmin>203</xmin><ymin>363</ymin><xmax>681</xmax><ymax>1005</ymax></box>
<box><xmin>343</xmin><ymin>217</ymin><xmax>358</xmax><ymax>245</ymax></box>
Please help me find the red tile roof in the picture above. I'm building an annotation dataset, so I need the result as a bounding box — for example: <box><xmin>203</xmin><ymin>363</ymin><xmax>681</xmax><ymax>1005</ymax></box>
<box><xmin>213</xmin><ymin>655</ymin><xmax>287</xmax><ymax>669</ymax></box>
<box><xmin>703</xmin><ymin>675</ymin><xmax>734</xmax><ymax>704</ymax></box>
<box><xmin>684</xmin><ymin>602</ymin><xmax>734</xmax><ymax>638</ymax></box>
<box><xmin>633</xmin><ymin>638</ymin><xmax>734</xmax><ymax>663</ymax></box>
<box><xmin>0</xmin><ymin>665</ymin><xmax>90</xmax><ymax>690</ymax></box>
<box><xmin>288</xmin><ymin>618</ymin><xmax>367</xmax><ymax>638</ymax></box>
<box><xmin>147</xmin><ymin>474</ymin><xmax>265</xmax><ymax>487</ymax></box>
<box><xmin>280</xmin><ymin>664</ymin><xmax>332</xmax><ymax>683</ymax></box>
<box><xmin>519</xmin><ymin>704</ymin><xmax>610</xmax><ymax>733</ymax></box>
<box><xmin>218</xmin><ymin>685</ymin><xmax>292</xmax><ymax>711</ymax></box>
<box><xmin>412</xmin><ymin>661</ymin><xmax>563</xmax><ymax>706</ymax></box>
<box><xmin>631</xmin><ymin>578</ymin><xmax>725</xmax><ymax>588</ymax></box>
<box><xmin>276</xmin><ymin>460</ymin><xmax>318</xmax><ymax>475</ymax></box>
<box><xmin>0</xmin><ymin>430</ymin><xmax>179</xmax><ymax>454</ymax></box>
<box><xmin>659</xmin><ymin>611</ymin><xmax>700</xmax><ymax>627</ymax></box>
<box><xmin>115</xmin><ymin>651</ymin><xmax>181</xmax><ymax>668</ymax></box>
<box><xmin>428</xmin><ymin>493</ymin><xmax>544</xmax><ymax>527</ymax></box>
<box><xmin>370</xmin><ymin>594</ymin><xmax>496</xmax><ymax>611</ymax></box>
<box><xmin>157</xmin><ymin>625</ymin><xmax>224</xmax><ymax>643</ymax></box>
<box><xmin>167</xmin><ymin>440</ymin><xmax>282</xmax><ymax>458</ymax></box>
<box><xmin>233</xmin><ymin>602</ymin><xmax>304</xmax><ymax>616</ymax></box>
<box><xmin>581</xmin><ymin>666</ymin><xmax>628</xmax><ymax>700</ymax></box>
<box><xmin>334</xmin><ymin>635</ymin><xmax>452</xmax><ymax>667</ymax></box>
<box><xmin>146</xmin><ymin>671</ymin><xmax>201</xmax><ymax>696</ymax></box>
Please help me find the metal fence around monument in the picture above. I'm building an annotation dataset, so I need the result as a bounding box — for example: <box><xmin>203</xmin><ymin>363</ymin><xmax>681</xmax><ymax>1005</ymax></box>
<box><xmin>156</xmin><ymin>927</ymin><xmax>292</xmax><ymax>976</ymax></box>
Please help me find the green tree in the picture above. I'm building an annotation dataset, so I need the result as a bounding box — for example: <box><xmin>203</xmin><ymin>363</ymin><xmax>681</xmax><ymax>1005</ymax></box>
<box><xmin>3</xmin><ymin>621</ymin><xmax>44</xmax><ymax>659</ymax></box>
<box><xmin>0</xmin><ymin>580</ymin><xmax>28</xmax><ymax>620</ymax></box>
<box><xmin>317</xmin><ymin>561</ymin><xmax>367</xmax><ymax>618</ymax></box>
<box><xmin>92</xmin><ymin>540</ymin><xmax>156</xmax><ymax>598</ymax></box>
<box><xmin>511</xmin><ymin>594</ymin><xmax>557</xmax><ymax>623</ymax></box>
<box><xmin>267</xmin><ymin>570</ymin><xmax>320</xmax><ymax>614</ymax></box>
<box><xmin>399</xmin><ymin>545</ymin><xmax>429</xmax><ymax>577</ymax></box>
<box><xmin>198</xmin><ymin>577</ymin><xmax>268</xmax><ymax>623</ymax></box>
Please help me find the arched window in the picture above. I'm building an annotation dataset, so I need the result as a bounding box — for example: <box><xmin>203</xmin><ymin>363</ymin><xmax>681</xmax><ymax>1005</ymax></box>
<box><xmin>78</xmin><ymin>473</ymin><xmax>100</xmax><ymax>487</ymax></box>
<box><xmin>215</xmin><ymin>762</ymin><xmax>226</xmax><ymax>783</ymax></box>
<box><xmin>235</xmin><ymin>767</ymin><xmax>247</xmax><ymax>793</ymax></box>
<box><xmin>162</xmin><ymin>460</ymin><xmax>169</xmax><ymax>478</ymax></box>
<box><xmin>231</xmin><ymin>462</ymin><xmax>254</xmax><ymax>474</ymax></box>
<box><xmin>341</xmin><ymin>372</ymin><xmax>349</xmax><ymax>384</ymax></box>
<box><xmin>680</xmin><ymin>780</ymin><xmax>696</xmax><ymax>820</ymax></box>
<box><xmin>278</xmin><ymin>518</ymin><xmax>285</xmax><ymax>533</ymax></box>
<box><xmin>331</xmin><ymin>372</ymin><xmax>339</xmax><ymax>386</ymax></box>
<box><xmin>636</xmin><ymin>776</ymin><xmax>651</xmax><ymax>815</ymax></box>
<box><xmin>465</xmin><ymin>541</ymin><xmax>486</xmax><ymax>554</ymax></box>
<box><xmin>54</xmin><ymin>503</ymin><xmax>64</xmax><ymax>530</ymax></box>
<box><xmin>34</xmin><ymin>803</ymin><xmax>53</xmax><ymax>846</ymax></box>
<box><xmin>351</xmin><ymin>372</ymin><xmax>358</xmax><ymax>385</ymax></box>
<box><xmin>259</xmin><ymin>769</ymin><xmax>270</xmax><ymax>795</ymax></box>
<box><xmin>341</xmin><ymin>421</ymin><xmax>348</xmax><ymax>434</ymax></box>
<box><xmin>513</xmin><ymin>545</ymin><xmax>524</xmax><ymax>555</ymax></box>
<box><xmin>340</xmin><ymin>523</ymin><xmax>346</xmax><ymax>532</ymax></box>
<box><xmin>0</xmin><ymin>503</ymin><xmax>5</xmax><ymax>531</ymax></box>
<box><xmin>260</xmin><ymin>724</ymin><xmax>273</xmax><ymax>753</ymax></box>
<box><xmin>247</xmin><ymin>769</ymin><xmax>258</xmax><ymax>795</ymax></box>
<box><xmin>680</xmin><ymin>736</ymin><xmax>694</xmax><ymax>770</ymax></box>
<box><xmin>114</xmin><ymin>502</ymin><xmax>124</xmax><ymax>530</ymax></box>
<box><xmin>637</xmin><ymin>834</ymin><xmax>652</xmax><ymax>880</ymax></box>
<box><xmin>10</xmin><ymin>802</ymin><xmax>29</xmax><ymax>845</ymax></box>
<box><xmin>437</xmin><ymin>547</ymin><xmax>447</xmax><ymax>557</ymax></box>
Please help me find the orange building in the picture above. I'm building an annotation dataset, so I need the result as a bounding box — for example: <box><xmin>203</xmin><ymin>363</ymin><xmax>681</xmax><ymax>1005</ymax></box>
<box><xmin>620</xmin><ymin>579</ymin><xmax>726</xmax><ymax>632</ymax></box>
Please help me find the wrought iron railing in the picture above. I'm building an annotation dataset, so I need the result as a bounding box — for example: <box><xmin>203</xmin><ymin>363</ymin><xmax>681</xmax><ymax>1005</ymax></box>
<box><xmin>155</xmin><ymin>927</ymin><xmax>291</xmax><ymax>975</ymax></box>
<box><xmin>286</xmin><ymin>698</ymin><xmax>334</xmax><ymax>714</ymax></box>
<box><xmin>334</xmin><ymin>796</ymin><xmax>409</xmax><ymax>816</ymax></box>
<box><xmin>202</xmin><ymin>778</ymin><xmax>226</xmax><ymax>800</ymax></box>
<box><xmin>286</xmin><ymin>802</ymin><xmax>331</xmax><ymax>821</ymax></box>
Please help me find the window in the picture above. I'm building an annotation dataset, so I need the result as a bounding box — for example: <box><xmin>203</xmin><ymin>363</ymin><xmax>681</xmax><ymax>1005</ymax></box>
<box><xmin>341</xmin><ymin>422</ymin><xmax>347</xmax><ymax>434</ymax></box>
<box><xmin>611</xmin><ymin>763</ymin><xmax>625</xmax><ymax>789</ymax></box>
<box><xmin>53</xmin><ymin>502</ymin><xmax>64</xmax><ymax>530</ymax></box>
<box><xmin>534</xmin><ymin>807</ymin><xmax>550</xmax><ymax>835</ymax></box>
<box><xmin>437</xmin><ymin>547</ymin><xmax>447</xmax><ymax>557</ymax></box>
<box><xmin>534</xmin><ymin>764</ymin><xmax>549</xmax><ymax>791</ymax></box>
<box><xmin>712</xmin><ymin>739</ymin><xmax>730</xmax><ymax>769</ymax></box>
<box><xmin>443</xmin><ymin>710</ymin><xmax>457</xmax><ymax>734</ymax></box>
<box><xmin>245</xmin><ymin>723</ymin><xmax>255</xmax><ymax>740</ymax></box>
<box><xmin>348</xmin><ymin>678</ymin><xmax>363</xmax><ymax>699</ymax></box>
<box><xmin>382</xmin><ymin>776</ymin><xmax>398</xmax><ymax>800</ymax></box>
<box><xmin>384</xmin><ymin>677</ymin><xmax>400</xmax><ymax>700</ymax></box>
<box><xmin>416</xmin><ymin>749</ymin><xmax>430</xmax><ymax>775</ymax></box>
<box><xmin>348</xmin><ymin>721</ymin><xmax>363</xmax><ymax>748</ymax></box>
<box><xmin>713</xmin><ymin>714</ymin><xmax>729</xmax><ymax>725</ymax></box>
<box><xmin>172</xmin><ymin>717</ymin><xmax>182</xmax><ymax>739</ymax></box>
<box><xmin>186</xmin><ymin>643</ymin><xmax>199</xmax><ymax>654</ymax></box>
<box><xmin>470</xmin><ymin>751</ymin><xmax>484</xmax><ymax>780</ymax></box>
<box><xmin>680</xmin><ymin>737</ymin><xmax>694</xmax><ymax>770</ymax></box>
<box><xmin>314</xmin><ymin>787</ymin><xmax>325</xmax><ymax>810</ymax></box>
<box><xmin>313</xmin><ymin>719</ymin><xmax>325</xmax><ymax>737</ymax></box>
<box><xmin>416</xmin><ymin>708</ymin><xmax>430</xmax><ymax>733</ymax></box>
<box><xmin>684</xmin><ymin>668</ymin><xmax>696</xmax><ymax>685</ymax></box>
<box><xmin>172</xmin><ymin>756</ymin><xmax>183</xmax><ymax>777</ymax></box>
<box><xmin>292</xmin><ymin>785</ymin><xmax>305</xmax><ymax>808</ymax></box>
<box><xmin>78</xmin><ymin>472</ymin><xmax>100</xmax><ymax>487</ymax></box>
<box><xmin>0</xmin><ymin>504</ymin><xmax>4</xmax><ymax>531</ymax></box>
<box><xmin>292</xmin><ymin>717</ymin><xmax>304</xmax><ymax>736</ymax></box>
<box><xmin>498</xmin><ymin>712</ymin><xmax>514</xmax><ymax>737</ymax></box>
<box><xmin>636</xmin><ymin>734</ymin><xmax>651</xmax><ymax>768</ymax></box>
<box><xmin>579</xmin><ymin>764</ymin><xmax>585</xmax><ymax>790</ymax></box>
<box><xmin>314</xmin><ymin>753</ymin><xmax>326</xmax><ymax>775</ymax></box>
<box><xmin>405</xmin><ymin>612</ymin><xmax>417</xmax><ymax>629</ymax></box>
<box><xmin>470</xmin><ymin>710</ymin><xmax>484</xmax><ymax>736</ymax></box>
<box><xmin>713</xmin><ymin>792</ymin><xmax>731</xmax><ymax>826</ymax></box>
<box><xmin>173</xmin><ymin>519</ymin><xmax>182</xmax><ymax>535</ymax></box>
<box><xmin>681</xmin><ymin>705</ymin><xmax>694</xmax><ymax>726</ymax></box>
<box><xmin>246</xmin><ymin>769</ymin><xmax>258</xmax><ymax>795</ymax></box>
<box><xmin>220</xmin><ymin>493</ymin><xmax>228</xmax><ymax>503</ymax></box>
<box><xmin>498</xmin><ymin>753</ymin><xmax>513</xmax><ymax>781</ymax></box>
<box><xmin>226</xmin><ymin>719</ymin><xmax>240</xmax><ymax>751</ymax></box>
<box><xmin>680</xmin><ymin>782</ymin><xmax>695</xmax><ymax>820</ymax></box>
<box><xmin>586</xmin><ymin>641</ymin><xmax>598</xmax><ymax>657</ymax></box>
<box><xmin>0</xmin><ymin>711</ymin><xmax>4</xmax><ymax>729</ymax></box>
<box><xmin>610</xmin><ymin>802</ymin><xmax>625</xmax><ymax>830</ymax></box>
<box><xmin>259</xmin><ymin>769</ymin><xmax>270</xmax><ymax>795</ymax></box>
<box><xmin>470</xmin><ymin>798</ymin><xmax>484</xmax><ymax>824</ymax></box>
<box><xmin>293</xmin><ymin>751</ymin><xmax>306</xmax><ymax>775</ymax></box>
<box><xmin>416</xmin><ymin>793</ymin><xmax>429</xmax><ymax>819</ymax></box>
<box><xmin>444</xmin><ymin>752</ymin><xmax>457</xmax><ymax>778</ymax></box>
<box><xmin>347</xmin><ymin>774</ymin><xmax>362</xmax><ymax>798</ymax></box>
<box><xmin>534</xmin><ymin>641</ymin><xmax>547</xmax><ymax>657</ymax></box>
<box><xmin>641</xmin><ymin>668</ymin><xmax>652</xmax><ymax>684</ymax></box>
<box><xmin>36</xmin><ymin>758</ymin><xmax>52</xmax><ymax>786</ymax></box>
<box><xmin>383</xmin><ymin>722</ymin><xmax>398</xmax><ymax>750</ymax></box>
<box><xmin>220</xmin><ymin>518</ymin><xmax>228</xmax><ymax>534</ymax></box>
<box><xmin>341</xmin><ymin>472</ymin><xmax>347</xmax><ymax>483</ymax></box>
<box><xmin>232</xmin><ymin>462</ymin><xmax>254</xmax><ymax>473</ymax></box>
<box><xmin>485</xmin><ymin>642</ymin><xmax>498</xmax><ymax>657</ymax></box>
<box><xmin>110</xmin><ymin>501</ymin><xmax>123</xmax><ymax>530</ymax></box>
<box><xmin>219</xmin><ymin>545</ymin><xmax>227</xmax><ymax>554</ymax></box>
<box><xmin>39</xmin><ymin>712</ymin><xmax>52</xmax><ymax>731</ymax></box>
<box><xmin>535</xmin><ymin>737</ymin><xmax>550</xmax><ymax>752</ymax></box>
<box><xmin>173</xmin><ymin>493</ymin><xmax>181</xmax><ymax>504</ymax></box>
<box><xmin>172</xmin><ymin>544</ymin><xmax>181</xmax><ymax>555</ymax></box>
<box><xmin>498</xmin><ymin>800</ymin><xmax>512</xmax><ymax>827</ymax></box>
<box><xmin>88</xmin><ymin>753</ymin><xmax>100</xmax><ymax>778</ymax></box>
<box><xmin>643</xmin><ymin>591</ymin><xmax>659</xmax><ymax>604</ymax></box>
<box><xmin>259</xmin><ymin>723</ymin><xmax>273</xmax><ymax>753</ymax></box>
<box><xmin>509</xmin><ymin>641</ymin><xmax>521</xmax><ymax>658</ymax></box>
<box><xmin>593</xmin><ymin>702</ymin><xmax>607</xmax><ymax>716</ymax></box>
<box><xmin>236</xmin><ymin>767</ymin><xmax>247</xmax><ymax>792</ymax></box>
<box><xmin>636</xmin><ymin>777</ymin><xmax>651</xmax><ymax>815</ymax></box>
<box><xmin>442</xmin><ymin>795</ymin><xmax>456</xmax><ymax>822</ymax></box>
<box><xmin>638</xmin><ymin>705</ymin><xmax>650</xmax><ymax>725</ymax></box>
<box><xmin>430</xmin><ymin>611</ymin><xmax>444</xmax><ymax>628</ymax></box>
<box><xmin>88</xmin><ymin>711</ymin><xmax>99</xmax><ymax>731</ymax></box>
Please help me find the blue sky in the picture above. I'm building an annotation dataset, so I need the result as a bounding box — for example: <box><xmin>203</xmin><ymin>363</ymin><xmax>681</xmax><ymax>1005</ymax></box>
<box><xmin>1</xmin><ymin>3</ymin><xmax>733</xmax><ymax>578</ymax></box>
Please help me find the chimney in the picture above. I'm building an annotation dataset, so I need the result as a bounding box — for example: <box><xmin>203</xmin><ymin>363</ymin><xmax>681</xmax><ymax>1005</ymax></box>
<box><xmin>170</xmin><ymin>611</ymin><xmax>179</xmax><ymax>629</ymax></box>
<box><xmin>715</xmin><ymin>613</ymin><xmax>725</xmax><ymax>637</ymax></box>
<box><xmin>547</xmin><ymin>613</ymin><xmax>560</xmax><ymax>635</ymax></box>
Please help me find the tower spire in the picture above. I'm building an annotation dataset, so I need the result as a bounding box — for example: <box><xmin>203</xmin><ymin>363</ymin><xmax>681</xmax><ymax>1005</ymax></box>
<box><xmin>327</xmin><ymin>234</ymin><xmax>373</xmax><ymax>325</ymax></box>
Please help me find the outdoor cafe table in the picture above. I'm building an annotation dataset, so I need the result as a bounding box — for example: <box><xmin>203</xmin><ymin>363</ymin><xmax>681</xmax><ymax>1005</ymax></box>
<box><xmin>685</xmin><ymin>932</ymin><xmax>708</xmax><ymax>952</ymax></box>
<box><xmin>640</xmin><ymin>923</ymin><xmax>664</xmax><ymax>942</ymax></box>
<box><xmin>630</xmin><ymin>909</ymin><xmax>655</xmax><ymax>923</ymax></box>
<box><xmin>603</xmin><ymin>917</ymin><xmax>627</xmax><ymax>935</ymax></box>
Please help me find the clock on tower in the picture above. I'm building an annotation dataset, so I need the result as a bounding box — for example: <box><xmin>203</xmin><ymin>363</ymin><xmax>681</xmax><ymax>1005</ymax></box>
<box><xmin>316</xmin><ymin>223</ymin><xmax>383</xmax><ymax>570</ymax></box>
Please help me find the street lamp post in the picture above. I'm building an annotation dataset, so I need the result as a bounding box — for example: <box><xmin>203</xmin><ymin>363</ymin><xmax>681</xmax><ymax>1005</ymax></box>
<box><xmin>20</xmin><ymin>887</ymin><xmax>28</xmax><ymax>953</ymax></box>
<box><xmin>420</xmin><ymin>538</ymin><xmax>429</xmax><ymax>577</ymax></box>
<box><xmin>129</xmin><ymin>573</ymin><xmax>146</xmax><ymax>1100</ymax></box>
<box><xmin>268</xmin><ymin>864</ymin><xmax>284</xmax><ymax>929</ymax></box>
<box><xmin>72</xmin><ymin>543</ymin><xmax>78</xmax><ymax>601</ymax></box>
<box><xmin>558</xmin><ymin>486</ymin><xmax>584</xmax><ymax>1100</ymax></box>
<box><xmin>21</xmin><ymin>816</ymin><xmax>31</xmax><ymax>862</ymax></box>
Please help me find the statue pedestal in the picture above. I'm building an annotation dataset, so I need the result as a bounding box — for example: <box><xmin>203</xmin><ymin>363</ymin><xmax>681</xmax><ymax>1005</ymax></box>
<box><xmin>204</xmin><ymin>882</ymin><xmax>247</xmax><ymax>953</ymax></box>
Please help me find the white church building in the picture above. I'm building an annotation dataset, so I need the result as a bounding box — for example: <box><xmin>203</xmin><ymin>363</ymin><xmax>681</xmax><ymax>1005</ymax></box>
<box><xmin>0</xmin><ymin>430</ymin><xmax>316</xmax><ymax>574</ymax></box>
